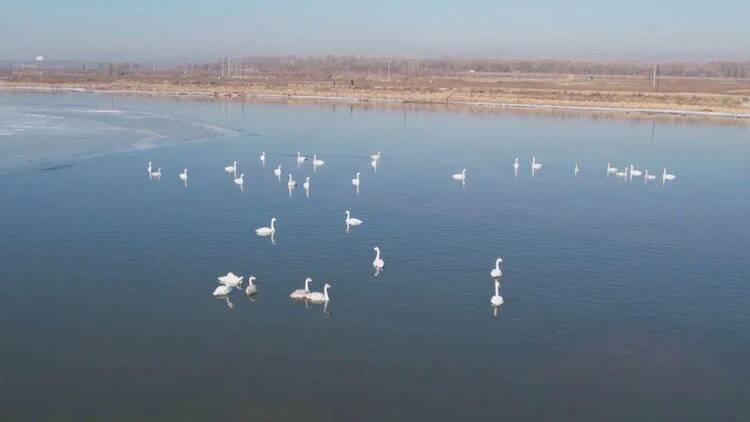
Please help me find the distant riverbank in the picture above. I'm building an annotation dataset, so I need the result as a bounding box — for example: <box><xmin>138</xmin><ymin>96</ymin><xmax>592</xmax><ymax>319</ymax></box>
<box><xmin>3</xmin><ymin>79</ymin><xmax>750</xmax><ymax>123</ymax></box>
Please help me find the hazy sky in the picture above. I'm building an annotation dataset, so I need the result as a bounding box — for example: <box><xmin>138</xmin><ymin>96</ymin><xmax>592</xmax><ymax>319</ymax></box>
<box><xmin>4</xmin><ymin>0</ymin><xmax>749</xmax><ymax>61</ymax></box>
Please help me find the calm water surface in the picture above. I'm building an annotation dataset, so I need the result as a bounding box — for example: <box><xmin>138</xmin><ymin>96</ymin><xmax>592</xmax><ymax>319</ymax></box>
<box><xmin>1</xmin><ymin>92</ymin><xmax>749</xmax><ymax>421</ymax></box>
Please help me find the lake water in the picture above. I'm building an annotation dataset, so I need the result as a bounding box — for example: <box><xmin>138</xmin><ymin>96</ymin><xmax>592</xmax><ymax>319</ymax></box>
<box><xmin>1</xmin><ymin>91</ymin><xmax>749</xmax><ymax>421</ymax></box>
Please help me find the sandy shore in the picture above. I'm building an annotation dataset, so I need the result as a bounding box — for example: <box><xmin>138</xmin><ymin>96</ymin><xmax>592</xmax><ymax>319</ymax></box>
<box><xmin>3</xmin><ymin>79</ymin><xmax>750</xmax><ymax>122</ymax></box>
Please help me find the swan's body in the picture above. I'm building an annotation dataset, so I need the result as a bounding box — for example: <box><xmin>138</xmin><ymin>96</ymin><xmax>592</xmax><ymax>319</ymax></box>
<box><xmin>345</xmin><ymin>210</ymin><xmax>363</xmax><ymax>227</ymax></box>
<box><xmin>644</xmin><ymin>170</ymin><xmax>656</xmax><ymax>182</ymax></box>
<box><xmin>574</xmin><ymin>163</ymin><xmax>581</xmax><ymax>175</ymax></box>
<box><xmin>150</xmin><ymin>168</ymin><xmax>162</xmax><ymax>178</ymax></box>
<box><xmin>306</xmin><ymin>283</ymin><xmax>331</xmax><ymax>303</ymax></box>
<box><xmin>663</xmin><ymin>168</ymin><xmax>676</xmax><ymax>182</ymax></box>
<box><xmin>352</xmin><ymin>172</ymin><xmax>361</xmax><ymax>187</ymax></box>
<box><xmin>607</xmin><ymin>163</ymin><xmax>618</xmax><ymax>174</ymax></box>
<box><xmin>245</xmin><ymin>276</ymin><xmax>258</xmax><ymax>295</ymax></box>
<box><xmin>274</xmin><ymin>165</ymin><xmax>282</xmax><ymax>179</ymax></box>
<box><xmin>288</xmin><ymin>174</ymin><xmax>297</xmax><ymax>188</ymax></box>
<box><xmin>452</xmin><ymin>169</ymin><xmax>467</xmax><ymax>181</ymax></box>
<box><xmin>513</xmin><ymin>158</ymin><xmax>519</xmax><ymax>170</ymax></box>
<box><xmin>490</xmin><ymin>258</ymin><xmax>503</xmax><ymax>278</ymax></box>
<box><xmin>532</xmin><ymin>156</ymin><xmax>543</xmax><ymax>170</ymax></box>
<box><xmin>303</xmin><ymin>176</ymin><xmax>310</xmax><ymax>191</ymax></box>
<box><xmin>234</xmin><ymin>173</ymin><xmax>244</xmax><ymax>186</ymax></box>
<box><xmin>255</xmin><ymin>217</ymin><xmax>276</xmax><ymax>236</ymax></box>
<box><xmin>290</xmin><ymin>278</ymin><xmax>312</xmax><ymax>299</ymax></box>
<box><xmin>179</xmin><ymin>168</ymin><xmax>188</xmax><ymax>182</ymax></box>
<box><xmin>629</xmin><ymin>165</ymin><xmax>643</xmax><ymax>177</ymax></box>
<box><xmin>224</xmin><ymin>160</ymin><xmax>237</xmax><ymax>174</ymax></box>
<box><xmin>370</xmin><ymin>151</ymin><xmax>381</xmax><ymax>161</ymax></box>
<box><xmin>218</xmin><ymin>272</ymin><xmax>244</xmax><ymax>287</ymax></box>
<box><xmin>213</xmin><ymin>284</ymin><xmax>234</xmax><ymax>297</ymax></box>
<box><xmin>490</xmin><ymin>280</ymin><xmax>504</xmax><ymax>306</ymax></box>
<box><xmin>260</xmin><ymin>152</ymin><xmax>266</xmax><ymax>166</ymax></box>
<box><xmin>312</xmin><ymin>154</ymin><xmax>325</xmax><ymax>167</ymax></box>
<box><xmin>297</xmin><ymin>152</ymin><xmax>307</xmax><ymax>164</ymax></box>
<box><xmin>373</xmin><ymin>247</ymin><xmax>385</xmax><ymax>269</ymax></box>
<box><xmin>371</xmin><ymin>159</ymin><xmax>378</xmax><ymax>171</ymax></box>
<box><xmin>615</xmin><ymin>167</ymin><xmax>628</xmax><ymax>178</ymax></box>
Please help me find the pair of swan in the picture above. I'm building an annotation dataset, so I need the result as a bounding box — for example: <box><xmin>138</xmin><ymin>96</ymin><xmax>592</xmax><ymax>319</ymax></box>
<box><xmin>256</xmin><ymin>217</ymin><xmax>276</xmax><ymax>236</ymax></box>
<box><xmin>214</xmin><ymin>273</ymin><xmax>257</xmax><ymax>297</ymax></box>
<box><xmin>289</xmin><ymin>278</ymin><xmax>331</xmax><ymax>302</ymax></box>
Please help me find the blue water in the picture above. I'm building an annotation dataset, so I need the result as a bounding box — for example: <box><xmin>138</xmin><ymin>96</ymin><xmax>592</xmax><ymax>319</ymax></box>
<box><xmin>1</xmin><ymin>92</ymin><xmax>749</xmax><ymax>421</ymax></box>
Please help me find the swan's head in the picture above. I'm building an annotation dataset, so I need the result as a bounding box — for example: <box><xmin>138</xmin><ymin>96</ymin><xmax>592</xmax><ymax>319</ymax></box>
<box><xmin>297</xmin><ymin>151</ymin><xmax>301</xmax><ymax>156</ymax></box>
<box><xmin>148</xmin><ymin>161</ymin><xmax>152</xmax><ymax>165</ymax></box>
<box><xmin>356</xmin><ymin>172</ymin><xmax>360</xmax><ymax>177</ymax></box>
<box><xmin>248</xmin><ymin>275</ymin><xmax>256</xmax><ymax>282</ymax></box>
<box><xmin>373</xmin><ymin>246</ymin><xmax>380</xmax><ymax>252</ymax></box>
<box><xmin>271</xmin><ymin>217</ymin><xmax>276</xmax><ymax>223</ymax></box>
<box><xmin>324</xmin><ymin>283</ymin><xmax>331</xmax><ymax>289</ymax></box>
<box><xmin>233</xmin><ymin>161</ymin><xmax>237</xmax><ymax>165</ymax></box>
<box><xmin>184</xmin><ymin>169</ymin><xmax>187</xmax><ymax>173</ymax></box>
<box><xmin>462</xmin><ymin>169</ymin><xmax>466</xmax><ymax>174</ymax></box>
<box><xmin>306</xmin><ymin>176</ymin><xmax>310</xmax><ymax>182</ymax></box>
<box><xmin>345</xmin><ymin>210</ymin><xmax>350</xmax><ymax>216</ymax></box>
<box><xmin>305</xmin><ymin>277</ymin><xmax>312</xmax><ymax>283</ymax></box>
<box><xmin>496</xmin><ymin>257</ymin><xmax>503</xmax><ymax>264</ymax></box>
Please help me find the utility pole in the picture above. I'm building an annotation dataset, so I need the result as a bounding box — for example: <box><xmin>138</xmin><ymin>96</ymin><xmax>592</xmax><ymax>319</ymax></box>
<box><xmin>387</xmin><ymin>60</ymin><xmax>391</xmax><ymax>81</ymax></box>
<box><xmin>221</xmin><ymin>55</ymin><xmax>224</xmax><ymax>77</ymax></box>
<box><xmin>227</xmin><ymin>56</ymin><xmax>231</xmax><ymax>77</ymax></box>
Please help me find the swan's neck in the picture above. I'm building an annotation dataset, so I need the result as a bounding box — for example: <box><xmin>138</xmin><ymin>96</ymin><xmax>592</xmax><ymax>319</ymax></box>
<box><xmin>324</xmin><ymin>285</ymin><xmax>329</xmax><ymax>300</ymax></box>
<box><xmin>495</xmin><ymin>282</ymin><xmax>500</xmax><ymax>296</ymax></box>
<box><xmin>495</xmin><ymin>259</ymin><xmax>501</xmax><ymax>271</ymax></box>
<box><xmin>375</xmin><ymin>248</ymin><xmax>380</xmax><ymax>260</ymax></box>
<box><xmin>270</xmin><ymin>220</ymin><xmax>275</xmax><ymax>230</ymax></box>
<box><xmin>305</xmin><ymin>280</ymin><xmax>310</xmax><ymax>291</ymax></box>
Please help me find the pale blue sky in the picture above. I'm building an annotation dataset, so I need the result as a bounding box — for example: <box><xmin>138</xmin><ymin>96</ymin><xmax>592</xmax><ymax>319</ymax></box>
<box><xmin>3</xmin><ymin>0</ymin><xmax>749</xmax><ymax>61</ymax></box>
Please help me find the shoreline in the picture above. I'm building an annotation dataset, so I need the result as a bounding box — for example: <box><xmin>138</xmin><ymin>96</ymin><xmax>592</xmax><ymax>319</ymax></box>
<box><xmin>3</xmin><ymin>84</ymin><xmax>750</xmax><ymax>123</ymax></box>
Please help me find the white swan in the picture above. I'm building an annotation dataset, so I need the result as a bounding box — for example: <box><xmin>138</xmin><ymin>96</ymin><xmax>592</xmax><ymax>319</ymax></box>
<box><xmin>306</xmin><ymin>283</ymin><xmax>331</xmax><ymax>303</ymax></box>
<box><xmin>288</xmin><ymin>174</ymin><xmax>297</xmax><ymax>189</ymax></box>
<box><xmin>255</xmin><ymin>217</ymin><xmax>276</xmax><ymax>236</ymax></box>
<box><xmin>274</xmin><ymin>165</ymin><xmax>282</xmax><ymax>179</ymax></box>
<box><xmin>490</xmin><ymin>258</ymin><xmax>503</xmax><ymax>278</ymax></box>
<box><xmin>303</xmin><ymin>176</ymin><xmax>310</xmax><ymax>191</ymax></box>
<box><xmin>644</xmin><ymin>170</ymin><xmax>656</xmax><ymax>182</ymax></box>
<box><xmin>607</xmin><ymin>162</ymin><xmax>618</xmax><ymax>174</ymax></box>
<box><xmin>290</xmin><ymin>278</ymin><xmax>312</xmax><ymax>299</ymax></box>
<box><xmin>373</xmin><ymin>246</ymin><xmax>385</xmax><ymax>269</ymax></box>
<box><xmin>629</xmin><ymin>165</ymin><xmax>643</xmax><ymax>177</ymax></box>
<box><xmin>260</xmin><ymin>152</ymin><xmax>266</xmax><ymax>166</ymax></box>
<box><xmin>371</xmin><ymin>159</ymin><xmax>378</xmax><ymax>172</ymax></box>
<box><xmin>532</xmin><ymin>156</ymin><xmax>542</xmax><ymax>170</ymax></box>
<box><xmin>218</xmin><ymin>272</ymin><xmax>244</xmax><ymax>287</ymax></box>
<box><xmin>312</xmin><ymin>154</ymin><xmax>325</xmax><ymax>167</ymax></box>
<box><xmin>352</xmin><ymin>172</ymin><xmax>361</xmax><ymax>188</ymax></box>
<box><xmin>150</xmin><ymin>168</ymin><xmax>162</xmax><ymax>178</ymax></box>
<box><xmin>513</xmin><ymin>158</ymin><xmax>519</xmax><ymax>171</ymax></box>
<box><xmin>615</xmin><ymin>166</ymin><xmax>628</xmax><ymax>178</ymax></box>
<box><xmin>490</xmin><ymin>279</ymin><xmax>504</xmax><ymax>306</ymax></box>
<box><xmin>663</xmin><ymin>168</ymin><xmax>676</xmax><ymax>182</ymax></box>
<box><xmin>245</xmin><ymin>276</ymin><xmax>258</xmax><ymax>295</ymax></box>
<box><xmin>370</xmin><ymin>151</ymin><xmax>381</xmax><ymax>161</ymax></box>
<box><xmin>452</xmin><ymin>169</ymin><xmax>466</xmax><ymax>181</ymax></box>
<box><xmin>345</xmin><ymin>210</ymin><xmax>363</xmax><ymax>227</ymax></box>
<box><xmin>146</xmin><ymin>161</ymin><xmax>153</xmax><ymax>175</ymax></box>
<box><xmin>574</xmin><ymin>163</ymin><xmax>581</xmax><ymax>175</ymax></box>
<box><xmin>224</xmin><ymin>160</ymin><xmax>237</xmax><ymax>174</ymax></box>
<box><xmin>213</xmin><ymin>284</ymin><xmax>234</xmax><ymax>297</ymax></box>
<box><xmin>234</xmin><ymin>173</ymin><xmax>244</xmax><ymax>186</ymax></box>
<box><xmin>297</xmin><ymin>152</ymin><xmax>307</xmax><ymax>164</ymax></box>
<box><xmin>179</xmin><ymin>168</ymin><xmax>188</xmax><ymax>182</ymax></box>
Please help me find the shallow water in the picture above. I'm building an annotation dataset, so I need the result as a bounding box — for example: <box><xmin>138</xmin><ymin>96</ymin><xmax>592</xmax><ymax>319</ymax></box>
<box><xmin>1</xmin><ymin>92</ymin><xmax>749</xmax><ymax>421</ymax></box>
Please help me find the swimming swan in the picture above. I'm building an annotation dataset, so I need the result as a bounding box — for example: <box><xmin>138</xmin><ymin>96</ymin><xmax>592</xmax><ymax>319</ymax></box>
<box><xmin>146</xmin><ymin>161</ymin><xmax>153</xmax><ymax>175</ymax></box>
<box><xmin>245</xmin><ymin>275</ymin><xmax>258</xmax><ymax>295</ymax></box>
<box><xmin>513</xmin><ymin>158</ymin><xmax>519</xmax><ymax>171</ymax></box>
<box><xmin>574</xmin><ymin>163</ymin><xmax>581</xmax><ymax>175</ymax></box>
<box><xmin>218</xmin><ymin>272</ymin><xmax>244</xmax><ymax>287</ymax></box>
<box><xmin>607</xmin><ymin>163</ymin><xmax>618</xmax><ymax>174</ymax></box>
<box><xmin>303</xmin><ymin>176</ymin><xmax>310</xmax><ymax>191</ymax></box>
<box><xmin>352</xmin><ymin>172</ymin><xmax>361</xmax><ymax>188</ymax></box>
<box><xmin>373</xmin><ymin>247</ymin><xmax>385</xmax><ymax>269</ymax></box>
<box><xmin>224</xmin><ymin>161</ymin><xmax>237</xmax><ymax>174</ymax></box>
<box><xmin>490</xmin><ymin>279</ymin><xmax>504</xmax><ymax>306</ymax></box>
<box><xmin>452</xmin><ymin>169</ymin><xmax>467</xmax><ymax>181</ymax></box>
<box><xmin>274</xmin><ymin>165</ymin><xmax>282</xmax><ymax>179</ymax></box>
<box><xmin>532</xmin><ymin>156</ymin><xmax>542</xmax><ymax>170</ymax></box>
<box><xmin>297</xmin><ymin>152</ymin><xmax>308</xmax><ymax>164</ymax></box>
<box><xmin>629</xmin><ymin>165</ymin><xmax>643</xmax><ymax>177</ymax></box>
<box><xmin>234</xmin><ymin>173</ymin><xmax>244</xmax><ymax>186</ymax></box>
<box><xmin>345</xmin><ymin>210</ymin><xmax>363</xmax><ymax>227</ymax></box>
<box><xmin>306</xmin><ymin>283</ymin><xmax>331</xmax><ymax>303</ymax></box>
<box><xmin>662</xmin><ymin>168</ymin><xmax>676</xmax><ymax>182</ymax></box>
<box><xmin>213</xmin><ymin>284</ymin><xmax>234</xmax><ymax>297</ymax></box>
<box><xmin>644</xmin><ymin>170</ymin><xmax>656</xmax><ymax>182</ymax></box>
<box><xmin>150</xmin><ymin>168</ymin><xmax>162</xmax><ymax>178</ymax></box>
<box><xmin>288</xmin><ymin>174</ymin><xmax>297</xmax><ymax>188</ymax></box>
<box><xmin>290</xmin><ymin>278</ymin><xmax>312</xmax><ymax>299</ymax></box>
<box><xmin>260</xmin><ymin>152</ymin><xmax>266</xmax><ymax>166</ymax></box>
<box><xmin>256</xmin><ymin>217</ymin><xmax>276</xmax><ymax>236</ymax></box>
<box><xmin>312</xmin><ymin>154</ymin><xmax>325</xmax><ymax>167</ymax></box>
<box><xmin>370</xmin><ymin>151</ymin><xmax>381</xmax><ymax>161</ymax></box>
<box><xmin>179</xmin><ymin>169</ymin><xmax>188</xmax><ymax>182</ymax></box>
<box><xmin>490</xmin><ymin>258</ymin><xmax>503</xmax><ymax>278</ymax></box>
